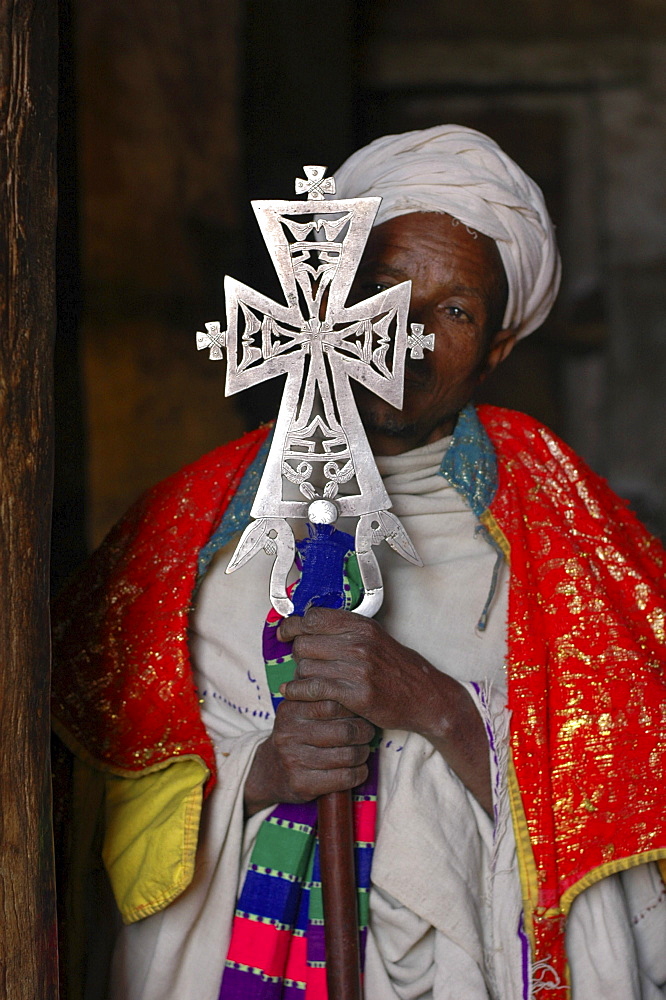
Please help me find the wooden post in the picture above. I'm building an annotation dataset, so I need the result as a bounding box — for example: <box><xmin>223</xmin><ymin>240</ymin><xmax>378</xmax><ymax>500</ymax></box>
<box><xmin>0</xmin><ymin>1</ymin><xmax>59</xmax><ymax>997</ymax></box>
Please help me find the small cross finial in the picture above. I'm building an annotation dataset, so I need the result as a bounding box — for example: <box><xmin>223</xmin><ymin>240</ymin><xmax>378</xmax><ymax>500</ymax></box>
<box><xmin>196</xmin><ymin>321</ymin><xmax>226</xmax><ymax>360</ymax></box>
<box><xmin>407</xmin><ymin>323</ymin><xmax>435</xmax><ymax>359</ymax></box>
<box><xmin>295</xmin><ymin>165</ymin><xmax>336</xmax><ymax>201</ymax></box>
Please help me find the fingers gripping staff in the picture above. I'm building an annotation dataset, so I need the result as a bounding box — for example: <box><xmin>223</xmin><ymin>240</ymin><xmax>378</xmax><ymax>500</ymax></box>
<box><xmin>196</xmin><ymin>166</ymin><xmax>430</xmax><ymax>617</ymax></box>
<box><xmin>196</xmin><ymin>168</ymin><xmax>431</xmax><ymax>999</ymax></box>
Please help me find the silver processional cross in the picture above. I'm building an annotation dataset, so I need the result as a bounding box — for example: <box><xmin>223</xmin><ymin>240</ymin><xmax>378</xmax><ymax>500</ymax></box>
<box><xmin>197</xmin><ymin>167</ymin><xmax>434</xmax><ymax>618</ymax></box>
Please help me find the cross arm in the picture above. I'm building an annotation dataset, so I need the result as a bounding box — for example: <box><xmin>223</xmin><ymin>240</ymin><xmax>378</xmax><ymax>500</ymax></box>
<box><xmin>217</xmin><ymin>276</ymin><xmax>305</xmax><ymax>395</ymax></box>
<box><xmin>329</xmin><ymin>280</ymin><xmax>412</xmax><ymax>408</ymax></box>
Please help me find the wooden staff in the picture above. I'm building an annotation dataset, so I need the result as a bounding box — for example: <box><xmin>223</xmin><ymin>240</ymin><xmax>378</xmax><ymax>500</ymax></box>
<box><xmin>319</xmin><ymin>789</ymin><xmax>362</xmax><ymax>999</ymax></box>
<box><xmin>291</xmin><ymin>532</ymin><xmax>364</xmax><ymax>999</ymax></box>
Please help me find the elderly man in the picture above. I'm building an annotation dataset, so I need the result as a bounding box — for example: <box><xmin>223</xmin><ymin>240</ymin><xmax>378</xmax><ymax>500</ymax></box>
<box><xmin>53</xmin><ymin>126</ymin><xmax>666</xmax><ymax>1000</ymax></box>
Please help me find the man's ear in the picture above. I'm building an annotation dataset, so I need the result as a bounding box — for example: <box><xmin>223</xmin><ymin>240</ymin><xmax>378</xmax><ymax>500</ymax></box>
<box><xmin>482</xmin><ymin>328</ymin><xmax>517</xmax><ymax>379</ymax></box>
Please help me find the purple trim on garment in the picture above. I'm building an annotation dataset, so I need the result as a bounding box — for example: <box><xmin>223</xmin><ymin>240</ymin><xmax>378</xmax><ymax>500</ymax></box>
<box><xmin>518</xmin><ymin>912</ymin><xmax>531</xmax><ymax>999</ymax></box>
<box><xmin>472</xmin><ymin>682</ymin><xmax>530</xmax><ymax>996</ymax></box>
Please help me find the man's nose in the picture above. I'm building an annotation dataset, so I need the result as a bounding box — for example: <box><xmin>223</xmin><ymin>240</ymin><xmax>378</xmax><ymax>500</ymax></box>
<box><xmin>407</xmin><ymin>300</ymin><xmax>429</xmax><ymax>329</ymax></box>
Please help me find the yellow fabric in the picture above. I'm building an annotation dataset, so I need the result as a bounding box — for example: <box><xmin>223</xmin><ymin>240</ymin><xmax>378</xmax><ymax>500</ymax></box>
<box><xmin>102</xmin><ymin>757</ymin><xmax>209</xmax><ymax>923</ymax></box>
<box><xmin>478</xmin><ymin>508</ymin><xmax>511</xmax><ymax>560</ymax></box>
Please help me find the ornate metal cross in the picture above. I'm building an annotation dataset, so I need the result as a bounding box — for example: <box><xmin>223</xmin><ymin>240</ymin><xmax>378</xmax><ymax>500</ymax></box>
<box><xmin>197</xmin><ymin>167</ymin><xmax>433</xmax><ymax>617</ymax></box>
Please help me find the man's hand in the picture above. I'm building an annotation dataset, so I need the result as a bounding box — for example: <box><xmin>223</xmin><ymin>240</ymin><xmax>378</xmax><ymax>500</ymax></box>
<box><xmin>278</xmin><ymin>607</ymin><xmax>493</xmax><ymax>816</ymax></box>
<box><xmin>244</xmin><ymin>696</ymin><xmax>375</xmax><ymax>817</ymax></box>
<box><xmin>279</xmin><ymin>607</ymin><xmax>450</xmax><ymax>734</ymax></box>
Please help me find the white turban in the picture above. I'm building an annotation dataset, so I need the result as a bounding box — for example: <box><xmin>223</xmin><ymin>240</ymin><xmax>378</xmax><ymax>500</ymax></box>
<box><xmin>334</xmin><ymin>124</ymin><xmax>561</xmax><ymax>339</ymax></box>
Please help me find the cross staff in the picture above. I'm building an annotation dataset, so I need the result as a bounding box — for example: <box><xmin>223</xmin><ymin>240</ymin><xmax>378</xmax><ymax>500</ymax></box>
<box><xmin>197</xmin><ymin>168</ymin><xmax>433</xmax><ymax>616</ymax></box>
<box><xmin>197</xmin><ymin>167</ymin><xmax>432</xmax><ymax>999</ymax></box>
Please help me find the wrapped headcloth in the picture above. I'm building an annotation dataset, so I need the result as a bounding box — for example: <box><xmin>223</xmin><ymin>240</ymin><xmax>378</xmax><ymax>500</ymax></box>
<box><xmin>335</xmin><ymin>125</ymin><xmax>561</xmax><ymax>339</ymax></box>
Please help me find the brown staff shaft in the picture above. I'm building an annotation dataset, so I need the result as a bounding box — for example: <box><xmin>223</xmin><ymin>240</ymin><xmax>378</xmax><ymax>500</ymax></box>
<box><xmin>318</xmin><ymin>788</ymin><xmax>362</xmax><ymax>1000</ymax></box>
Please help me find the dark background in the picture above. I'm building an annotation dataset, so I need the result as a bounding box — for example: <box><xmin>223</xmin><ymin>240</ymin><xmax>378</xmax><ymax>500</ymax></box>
<box><xmin>54</xmin><ymin>0</ymin><xmax>666</xmax><ymax>591</ymax></box>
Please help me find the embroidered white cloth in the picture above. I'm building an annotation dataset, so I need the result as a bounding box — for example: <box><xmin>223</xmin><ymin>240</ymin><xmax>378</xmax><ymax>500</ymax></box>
<box><xmin>334</xmin><ymin>124</ymin><xmax>561</xmax><ymax>340</ymax></box>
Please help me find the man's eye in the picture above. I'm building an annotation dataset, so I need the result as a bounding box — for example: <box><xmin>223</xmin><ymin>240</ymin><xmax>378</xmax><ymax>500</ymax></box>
<box><xmin>444</xmin><ymin>305</ymin><xmax>472</xmax><ymax>321</ymax></box>
<box><xmin>362</xmin><ymin>281</ymin><xmax>390</xmax><ymax>295</ymax></box>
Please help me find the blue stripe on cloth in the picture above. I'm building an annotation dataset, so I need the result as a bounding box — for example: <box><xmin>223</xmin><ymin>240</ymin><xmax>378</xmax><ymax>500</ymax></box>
<box><xmin>295</xmin><ymin>831</ymin><xmax>317</xmax><ymax>936</ymax></box>
<box><xmin>294</xmin><ymin>883</ymin><xmax>312</xmax><ymax>935</ymax></box>
<box><xmin>236</xmin><ymin>870</ymin><xmax>304</xmax><ymax>924</ymax></box>
<box><xmin>355</xmin><ymin>843</ymin><xmax>374</xmax><ymax>885</ymax></box>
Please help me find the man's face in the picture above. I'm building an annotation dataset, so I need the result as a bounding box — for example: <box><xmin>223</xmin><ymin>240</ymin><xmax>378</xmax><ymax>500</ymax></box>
<box><xmin>348</xmin><ymin>211</ymin><xmax>515</xmax><ymax>455</ymax></box>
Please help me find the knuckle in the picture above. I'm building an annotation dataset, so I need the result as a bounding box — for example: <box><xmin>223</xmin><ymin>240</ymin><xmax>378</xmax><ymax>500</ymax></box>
<box><xmin>343</xmin><ymin>744</ymin><xmax>368</xmax><ymax>766</ymax></box>
<box><xmin>294</xmin><ymin>656</ymin><xmax>316</xmax><ymax>680</ymax></box>
<box><xmin>304</xmin><ymin>606</ymin><xmax>328</xmax><ymax>629</ymax></box>
<box><xmin>343</xmin><ymin>719</ymin><xmax>362</xmax><ymax>743</ymax></box>
<box><xmin>314</xmin><ymin>699</ymin><xmax>340</xmax><ymax>718</ymax></box>
<box><xmin>307</xmin><ymin>677</ymin><xmax>331</xmax><ymax>701</ymax></box>
<box><xmin>280</xmin><ymin>614</ymin><xmax>298</xmax><ymax>638</ymax></box>
<box><xmin>361</xmin><ymin>721</ymin><xmax>376</xmax><ymax>742</ymax></box>
<box><xmin>274</xmin><ymin>703</ymin><xmax>295</xmax><ymax>729</ymax></box>
<box><xmin>272</xmin><ymin>727</ymin><xmax>295</xmax><ymax>753</ymax></box>
<box><xmin>350</xmin><ymin>639</ymin><xmax>371</xmax><ymax>661</ymax></box>
<box><xmin>275</xmin><ymin>698</ymin><xmax>291</xmax><ymax>718</ymax></box>
<box><xmin>341</xmin><ymin>764</ymin><xmax>368</xmax><ymax>790</ymax></box>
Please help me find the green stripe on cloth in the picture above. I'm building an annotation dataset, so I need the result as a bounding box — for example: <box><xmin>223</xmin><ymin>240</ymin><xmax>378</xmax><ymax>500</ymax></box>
<box><xmin>252</xmin><ymin>822</ymin><xmax>315</xmax><ymax>873</ymax></box>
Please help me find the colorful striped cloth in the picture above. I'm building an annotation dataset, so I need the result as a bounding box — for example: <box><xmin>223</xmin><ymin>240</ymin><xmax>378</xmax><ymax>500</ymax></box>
<box><xmin>220</xmin><ymin>548</ymin><xmax>378</xmax><ymax>999</ymax></box>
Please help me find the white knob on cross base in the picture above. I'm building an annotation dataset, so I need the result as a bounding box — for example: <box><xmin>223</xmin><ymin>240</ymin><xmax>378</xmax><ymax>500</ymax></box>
<box><xmin>307</xmin><ymin>499</ymin><xmax>339</xmax><ymax>524</ymax></box>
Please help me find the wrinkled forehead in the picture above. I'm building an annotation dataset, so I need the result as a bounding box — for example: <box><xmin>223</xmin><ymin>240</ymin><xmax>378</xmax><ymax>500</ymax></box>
<box><xmin>361</xmin><ymin>211</ymin><xmax>507</xmax><ymax>289</ymax></box>
<box><xmin>355</xmin><ymin>211</ymin><xmax>509</xmax><ymax>332</ymax></box>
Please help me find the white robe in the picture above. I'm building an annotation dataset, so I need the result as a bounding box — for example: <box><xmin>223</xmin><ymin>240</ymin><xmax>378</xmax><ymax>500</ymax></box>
<box><xmin>108</xmin><ymin>438</ymin><xmax>666</xmax><ymax>1000</ymax></box>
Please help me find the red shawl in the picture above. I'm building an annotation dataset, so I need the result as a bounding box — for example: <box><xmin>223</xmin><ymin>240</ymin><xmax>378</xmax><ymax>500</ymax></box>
<box><xmin>486</xmin><ymin>410</ymin><xmax>666</xmax><ymax>990</ymax></box>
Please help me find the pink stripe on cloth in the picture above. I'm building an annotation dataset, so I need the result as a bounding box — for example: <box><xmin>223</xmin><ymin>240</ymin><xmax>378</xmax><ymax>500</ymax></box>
<box><xmin>304</xmin><ymin>965</ymin><xmax>328</xmax><ymax>1000</ymax></box>
<box><xmin>353</xmin><ymin>799</ymin><xmax>376</xmax><ymax>843</ymax></box>
<box><xmin>284</xmin><ymin>932</ymin><xmax>307</xmax><ymax>986</ymax></box>
<box><xmin>226</xmin><ymin>917</ymin><xmax>292</xmax><ymax>978</ymax></box>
